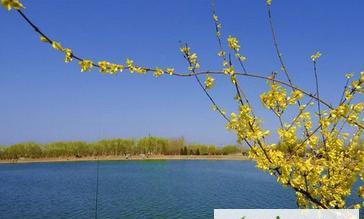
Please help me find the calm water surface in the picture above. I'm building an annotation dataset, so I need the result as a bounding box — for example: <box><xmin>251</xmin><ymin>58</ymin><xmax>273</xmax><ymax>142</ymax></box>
<box><xmin>0</xmin><ymin>160</ymin><xmax>299</xmax><ymax>218</ymax></box>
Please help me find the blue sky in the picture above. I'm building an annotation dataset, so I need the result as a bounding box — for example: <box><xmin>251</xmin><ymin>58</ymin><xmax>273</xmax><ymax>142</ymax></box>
<box><xmin>0</xmin><ymin>0</ymin><xmax>363</xmax><ymax>146</ymax></box>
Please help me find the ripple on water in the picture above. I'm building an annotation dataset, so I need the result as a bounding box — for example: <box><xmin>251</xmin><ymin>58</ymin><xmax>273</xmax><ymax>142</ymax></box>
<box><xmin>0</xmin><ymin>160</ymin><xmax>299</xmax><ymax>219</ymax></box>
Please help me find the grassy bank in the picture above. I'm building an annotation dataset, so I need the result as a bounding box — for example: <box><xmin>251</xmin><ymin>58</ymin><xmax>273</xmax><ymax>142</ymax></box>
<box><xmin>0</xmin><ymin>136</ymin><xmax>248</xmax><ymax>161</ymax></box>
<box><xmin>0</xmin><ymin>154</ymin><xmax>249</xmax><ymax>164</ymax></box>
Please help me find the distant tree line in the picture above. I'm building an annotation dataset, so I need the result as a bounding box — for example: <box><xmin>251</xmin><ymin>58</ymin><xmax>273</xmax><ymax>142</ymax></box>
<box><xmin>0</xmin><ymin>137</ymin><xmax>246</xmax><ymax>159</ymax></box>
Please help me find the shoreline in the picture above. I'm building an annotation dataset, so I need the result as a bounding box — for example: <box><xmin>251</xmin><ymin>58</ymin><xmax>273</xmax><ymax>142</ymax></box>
<box><xmin>0</xmin><ymin>155</ymin><xmax>250</xmax><ymax>164</ymax></box>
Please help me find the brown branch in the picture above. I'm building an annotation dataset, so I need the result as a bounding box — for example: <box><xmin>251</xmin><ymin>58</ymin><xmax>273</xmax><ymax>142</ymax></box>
<box><xmin>266</xmin><ymin>5</ymin><xmax>312</xmax><ymax>138</ymax></box>
<box><xmin>287</xmin><ymin>181</ymin><xmax>327</xmax><ymax>209</ymax></box>
<box><xmin>16</xmin><ymin>8</ymin><xmax>340</xmax><ymax>120</ymax></box>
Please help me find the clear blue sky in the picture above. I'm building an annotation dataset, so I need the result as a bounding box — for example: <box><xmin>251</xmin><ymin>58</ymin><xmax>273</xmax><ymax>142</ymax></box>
<box><xmin>0</xmin><ymin>0</ymin><xmax>363</xmax><ymax>146</ymax></box>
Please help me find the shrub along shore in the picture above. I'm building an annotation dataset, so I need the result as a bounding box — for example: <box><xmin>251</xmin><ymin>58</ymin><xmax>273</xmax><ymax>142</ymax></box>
<box><xmin>0</xmin><ymin>136</ymin><xmax>248</xmax><ymax>163</ymax></box>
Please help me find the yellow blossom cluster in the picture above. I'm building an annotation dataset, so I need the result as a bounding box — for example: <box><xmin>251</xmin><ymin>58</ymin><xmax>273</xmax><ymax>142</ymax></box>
<box><xmin>230</xmin><ymin>72</ymin><xmax>364</xmax><ymax>208</ymax></box>
<box><xmin>1</xmin><ymin>0</ymin><xmax>23</xmax><ymax>10</ymax></box>
<box><xmin>260</xmin><ymin>82</ymin><xmax>303</xmax><ymax>115</ymax></box>
<box><xmin>154</xmin><ymin>68</ymin><xmax>164</xmax><ymax>77</ymax></box>
<box><xmin>212</xmin><ymin>12</ymin><xmax>246</xmax><ymax>85</ymax></box>
<box><xmin>124</xmin><ymin>58</ymin><xmax>146</xmax><ymax>74</ymax></box>
<box><xmin>223</xmin><ymin>65</ymin><xmax>235</xmax><ymax>75</ymax></box>
<box><xmin>310</xmin><ymin>51</ymin><xmax>322</xmax><ymax>62</ymax></box>
<box><xmin>227</xmin><ymin>36</ymin><xmax>240</xmax><ymax>52</ymax></box>
<box><xmin>247</xmin><ymin>121</ymin><xmax>364</xmax><ymax>208</ymax></box>
<box><xmin>212</xmin><ymin>14</ymin><xmax>222</xmax><ymax>38</ymax></box>
<box><xmin>277</xmin><ymin>126</ymin><xmax>297</xmax><ymax>145</ymax></box>
<box><xmin>180</xmin><ymin>46</ymin><xmax>200</xmax><ymax>71</ymax></box>
<box><xmin>235</xmin><ymin>53</ymin><xmax>246</xmax><ymax>62</ymax></box>
<box><xmin>227</xmin><ymin>105</ymin><xmax>270</xmax><ymax>143</ymax></box>
<box><xmin>344</xmin><ymin>72</ymin><xmax>364</xmax><ymax>100</ymax></box>
<box><xmin>38</xmin><ymin>36</ymin><xmax>175</xmax><ymax>76</ymax></box>
<box><xmin>64</xmin><ymin>49</ymin><xmax>72</xmax><ymax>63</ymax></box>
<box><xmin>260</xmin><ymin>82</ymin><xmax>287</xmax><ymax>113</ymax></box>
<box><xmin>166</xmin><ymin>68</ymin><xmax>174</xmax><ymax>75</ymax></box>
<box><xmin>43</xmin><ymin>38</ymin><xmax>74</xmax><ymax>64</ymax></box>
<box><xmin>288</xmin><ymin>90</ymin><xmax>304</xmax><ymax>104</ymax></box>
<box><xmin>98</xmin><ymin>61</ymin><xmax>123</xmax><ymax>74</ymax></box>
<box><xmin>79</xmin><ymin>60</ymin><xmax>93</xmax><ymax>72</ymax></box>
<box><xmin>298</xmin><ymin>111</ymin><xmax>313</xmax><ymax>130</ymax></box>
<box><xmin>345</xmin><ymin>73</ymin><xmax>353</xmax><ymax>79</ymax></box>
<box><xmin>204</xmin><ymin>75</ymin><xmax>215</xmax><ymax>89</ymax></box>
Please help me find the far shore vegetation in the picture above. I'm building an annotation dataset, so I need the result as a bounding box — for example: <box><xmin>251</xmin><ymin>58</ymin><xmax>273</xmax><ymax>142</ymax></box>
<box><xmin>0</xmin><ymin>136</ymin><xmax>248</xmax><ymax>160</ymax></box>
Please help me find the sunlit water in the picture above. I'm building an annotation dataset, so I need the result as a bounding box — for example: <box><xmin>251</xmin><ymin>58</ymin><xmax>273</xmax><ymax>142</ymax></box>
<box><xmin>0</xmin><ymin>160</ymin><xmax>360</xmax><ymax>218</ymax></box>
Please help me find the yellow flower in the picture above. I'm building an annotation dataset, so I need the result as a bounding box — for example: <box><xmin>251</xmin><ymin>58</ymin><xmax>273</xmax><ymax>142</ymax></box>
<box><xmin>231</xmin><ymin>74</ymin><xmax>237</xmax><ymax>85</ymax></box>
<box><xmin>341</xmin><ymin>132</ymin><xmax>349</xmax><ymax>139</ymax></box>
<box><xmin>344</xmin><ymin>89</ymin><xmax>353</xmax><ymax>100</ymax></box>
<box><xmin>189</xmin><ymin>53</ymin><xmax>198</xmax><ymax>65</ymax></box>
<box><xmin>359</xmin><ymin>186</ymin><xmax>364</xmax><ymax>198</ymax></box>
<box><xmin>154</xmin><ymin>68</ymin><xmax>164</xmax><ymax>77</ymax></box>
<box><xmin>292</xmin><ymin>90</ymin><xmax>303</xmax><ymax>99</ymax></box>
<box><xmin>134</xmin><ymin>67</ymin><xmax>147</xmax><ymax>74</ymax></box>
<box><xmin>353</xmin><ymin>204</ymin><xmax>361</xmax><ymax>209</ymax></box>
<box><xmin>1</xmin><ymin>0</ymin><xmax>24</xmax><ymax>10</ymax></box>
<box><xmin>304</xmin><ymin>121</ymin><xmax>312</xmax><ymax>130</ymax></box>
<box><xmin>345</xmin><ymin>73</ymin><xmax>353</xmax><ymax>79</ymax></box>
<box><xmin>97</xmin><ymin>61</ymin><xmax>122</xmax><ymax>74</ymax></box>
<box><xmin>126</xmin><ymin>58</ymin><xmax>137</xmax><ymax>73</ymax></box>
<box><xmin>126</xmin><ymin>58</ymin><xmax>134</xmax><ymax>68</ymax></box>
<box><xmin>204</xmin><ymin>75</ymin><xmax>215</xmax><ymax>89</ymax></box>
<box><xmin>351</xmin><ymin>80</ymin><xmax>361</xmax><ymax>90</ymax></box>
<box><xmin>330</xmin><ymin>104</ymin><xmax>349</xmax><ymax>119</ymax></box>
<box><xmin>39</xmin><ymin>36</ymin><xmax>49</xmax><ymax>43</ymax></box>
<box><xmin>223</xmin><ymin>66</ymin><xmax>234</xmax><ymax>75</ymax></box>
<box><xmin>277</xmin><ymin>127</ymin><xmax>297</xmax><ymax>144</ymax></box>
<box><xmin>260</xmin><ymin>82</ymin><xmax>288</xmax><ymax>113</ymax></box>
<box><xmin>235</xmin><ymin>53</ymin><xmax>246</xmax><ymax>62</ymax></box>
<box><xmin>166</xmin><ymin>68</ymin><xmax>174</xmax><ymax>75</ymax></box>
<box><xmin>307</xmin><ymin>134</ymin><xmax>318</xmax><ymax>146</ymax></box>
<box><xmin>109</xmin><ymin>64</ymin><xmax>123</xmax><ymax>74</ymax></box>
<box><xmin>52</xmin><ymin>41</ymin><xmax>64</xmax><ymax>51</ymax></box>
<box><xmin>266</xmin><ymin>0</ymin><xmax>272</xmax><ymax>6</ymax></box>
<box><xmin>310</xmin><ymin>51</ymin><xmax>322</xmax><ymax>62</ymax></box>
<box><xmin>63</xmin><ymin>48</ymin><xmax>72</xmax><ymax>63</ymax></box>
<box><xmin>181</xmin><ymin>49</ymin><xmax>199</xmax><ymax>71</ymax></box>
<box><xmin>287</xmin><ymin>90</ymin><xmax>303</xmax><ymax>104</ymax></box>
<box><xmin>179</xmin><ymin>46</ymin><xmax>190</xmax><ymax>55</ymax></box>
<box><xmin>227</xmin><ymin>35</ymin><xmax>240</xmax><ymax>51</ymax></box>
<box><xmin>98</xmin><ymin>61</ymin><xmax>110</xmax><ymax>73</ymax></box>
<box><xmin>213</xmin><ymin>14</ymin><xmax>218</xmax><ymax>22</ymax></box>
<box><xmin>79</xmin><ymin>60</ymin><xmax>93</xmax><ymax>72</ymax></box>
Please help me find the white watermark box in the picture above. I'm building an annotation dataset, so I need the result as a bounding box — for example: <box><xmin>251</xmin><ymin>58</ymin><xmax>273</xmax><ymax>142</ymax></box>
<box><xmin>214</xmin><ymin>209</ymin><xmax>359</xmax><ymax>219</ymax></box>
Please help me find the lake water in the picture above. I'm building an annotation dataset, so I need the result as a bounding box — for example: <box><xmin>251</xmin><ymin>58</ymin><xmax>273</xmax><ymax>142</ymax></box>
<box><xmin>0</xmin><ymin>160</ymin><xmax>357</xmax><ymax>219</ymax></box>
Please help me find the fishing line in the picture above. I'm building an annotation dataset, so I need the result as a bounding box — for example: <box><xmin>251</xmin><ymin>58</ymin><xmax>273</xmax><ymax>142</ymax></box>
<box><xmin>94</xmin><ymin>157</ymin><xmax>100</xmax><ymax>219</ymax></box>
